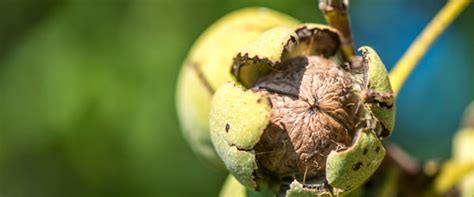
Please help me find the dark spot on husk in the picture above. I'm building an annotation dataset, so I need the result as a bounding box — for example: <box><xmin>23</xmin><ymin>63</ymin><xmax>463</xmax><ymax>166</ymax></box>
<box><xmin>225</xmin><ymin>123</ymin><xmax>230</xmax><ymax>133</ymax></box>
<box><xmin>363</xmin><ymin>148</ymin><xmax>368</xmax><ymax>155</ymax></box>
<box><xmin>375</xmin><ymin>146</ymin><xmax>381</xmax><ymax>153</ymax></box>
<box><xmin>353</xmin><ymin>162</ymin><xmax>363</xmax><ymax>171</ymax></box>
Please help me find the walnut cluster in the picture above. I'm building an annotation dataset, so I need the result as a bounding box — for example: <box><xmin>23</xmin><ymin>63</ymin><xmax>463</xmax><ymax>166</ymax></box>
<box><xmin>252</xmin><ymin>55</ymin><xmax>361</xmax><ymax>180</ymax></box>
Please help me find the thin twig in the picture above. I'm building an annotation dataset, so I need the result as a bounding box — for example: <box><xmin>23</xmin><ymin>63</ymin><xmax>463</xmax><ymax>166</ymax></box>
<box><xmin>385</xmin><ymin>143</ymin><xmax>420</xmax><ymax>175</ymax></box>
<box><xmin>389</xmin><ymin>0</ymin><xmax>471</xmax><ymax>95</ymax></box>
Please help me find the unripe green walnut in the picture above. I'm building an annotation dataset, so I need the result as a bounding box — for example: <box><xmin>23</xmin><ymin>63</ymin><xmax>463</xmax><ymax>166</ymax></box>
<box><xmin>210</xmin><ymin>24</ymin><xmax>395</xmax><ymax>196</ymax></box>
<box><xmin>176</xmin><ymin>8</ymin><xmax>299</xmax><ymax>165</ymax></box>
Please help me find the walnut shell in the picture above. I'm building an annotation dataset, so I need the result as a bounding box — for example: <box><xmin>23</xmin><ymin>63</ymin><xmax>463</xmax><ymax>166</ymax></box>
<box><xmin>253</xmin><ymin>55</ymin><xmax>358</xmax><ymax>179</ymax></box>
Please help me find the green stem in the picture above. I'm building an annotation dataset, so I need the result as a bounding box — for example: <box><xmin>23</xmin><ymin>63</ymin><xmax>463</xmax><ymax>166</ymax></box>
<box><xmin>389</xmin><ymin>0</ymin><xmax>471</xmax><ymax>95</ymax></box>
<box><xmin>319</xmin><ymin>0</ymin><xmax>355</xmax><ymax>59</ymax></box>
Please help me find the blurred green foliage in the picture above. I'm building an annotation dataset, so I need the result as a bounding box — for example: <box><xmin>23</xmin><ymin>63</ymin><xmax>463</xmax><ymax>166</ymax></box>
<box><xmin>0</xmin><ymin>0</ymin><xmax>321</xmax><ymax>196</ymax></box>
<box><xmin>0</xmin><ymin>0</ymin><xmax>472</xmax><ymax>196</ymax></box>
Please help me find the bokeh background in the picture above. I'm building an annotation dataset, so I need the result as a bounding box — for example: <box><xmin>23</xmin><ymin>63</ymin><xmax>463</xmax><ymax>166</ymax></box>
<box><xmin>0</xmin><ymin>0</ymin><xmax>472</xmax><ymax>196</ymax></box>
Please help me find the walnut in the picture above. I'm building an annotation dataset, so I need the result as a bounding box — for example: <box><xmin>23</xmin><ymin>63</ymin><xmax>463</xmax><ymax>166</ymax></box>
<box><xmin>253</xmin><ymin>55</ymin><xmax>360</xmax><ymax>179</ymax></box>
